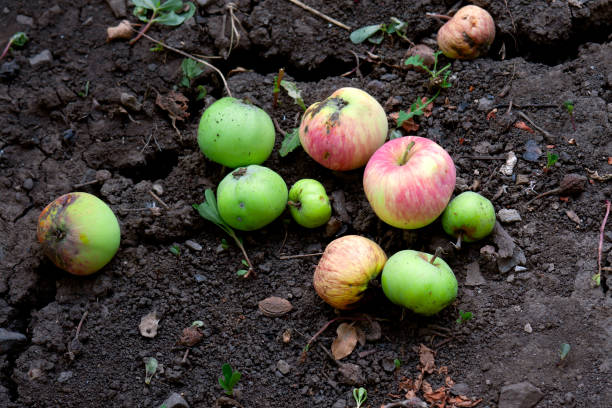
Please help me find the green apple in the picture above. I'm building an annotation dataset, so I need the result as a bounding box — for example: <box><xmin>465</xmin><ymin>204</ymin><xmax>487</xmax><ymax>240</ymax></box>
<box><xmin>287</xmin><ymin>179</ymin><xmax>332</xmax><ymax>228</ymax></box>
<box><xmin>441</xmin><ymin>191</ymin><xmax>495</xmax><ymax>246</ymax></box>
<box><xmin>217</xmin><ymin>165</ymin><xmax>288</xmax><ymax>231</ymax></box>
<box><xmin>37</xmin><ymin>192</ymin><xmax>121</xmax><ymax>275</ymax></box>
<box><xmin>197</xmin><ymin>97</ymin><xmax>275</xmax><ymax>168</ymax></box>
<box><xmin>381</xmin><ymin>250</ymin><xmax>457</xmax><ymax>315</ymax></box>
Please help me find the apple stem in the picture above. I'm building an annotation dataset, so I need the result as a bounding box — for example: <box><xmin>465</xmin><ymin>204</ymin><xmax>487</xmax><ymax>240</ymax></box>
<box><xmin>455</xmin><ymin>232</ymin><xmax>463</xmax><ymax>250</ymax></box>
<box><xmin>429</xmin><ymin>246</ymin><xmax>443</xmax><ymax>265</ymax></box>
<box><xmin>399</xmin><ymin>141</ymin><xmax>416</xmax><ymax>166</ymax></box>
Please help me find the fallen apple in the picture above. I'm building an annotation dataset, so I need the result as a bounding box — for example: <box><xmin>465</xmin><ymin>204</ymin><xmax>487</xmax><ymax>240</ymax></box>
<box><xmin>313</xmin><ymin>235</ymin><xmax>387</xmax><ymax>310</ymax></box>
<box><xmin>363</xmin><ymin>136</ymin><xmax>456</xmax><ymax>229</ymax></box>
<box><xmin>197</xmin><ymin>97</ymin><xmax>275</xmax><ymax>168</ymax></box>
<box><xmin>217</xmin><ymin>165</ymin><xmax>288</xmax><ymax>231</ymax></box>
<box><xmin>37</xmin><ymin>192</ymin><xmax>121</xmax><ymax>275</ymax></box>
<box><xmin>441</xmin><ymin>191</ymin><xmax>496</xmax><ymax>248</ymax></box>
<box><xmin>437</xmin><ymin>5</ymin><xmax>495</xmax><ymax>60</ymax></box>
<box><xmin>299</xmin><ymin>87</ymin><xmax>388</xmax><ymax>171</ymax></box>
<box><xmin>381</xmin><ymin>249</ymin><xmax>457</xmax><ymax>316</ymax></box>
<box><xmin>288</xmin><ymin>179</ymin><xmax>332</xmax><ymax>228</ymax></box>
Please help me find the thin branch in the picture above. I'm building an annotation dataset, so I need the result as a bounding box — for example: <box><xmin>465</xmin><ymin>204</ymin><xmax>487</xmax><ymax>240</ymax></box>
<box><xmin>279</xmin><ymin>252</ymin><xmax>323</xmax><ymax>260</ymax></box>
<box><xmin>286</xmin><ymin>0</ymin><xmax>351</xmax><ymax>31</ymax></box>
<box><xmin>517</xmin><ymin>110</ymin><xmax>555</xmax><ymax>142</ymax></box>
<box><xmin>598</xmin><ymin>200</ymin><xmax>611</xmax><ymax>279</ymax></box>
<box><xmin>149</xmin><ymin>190</ymin><xmax>170</xmax><ymax>209</ymax></box>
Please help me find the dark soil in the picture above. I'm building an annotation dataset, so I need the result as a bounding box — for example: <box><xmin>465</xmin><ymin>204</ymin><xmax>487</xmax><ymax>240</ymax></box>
<box><xmin>1</xmin><ymin>1</ymin><xmax>611</xmax><ymax>407</ymax></box>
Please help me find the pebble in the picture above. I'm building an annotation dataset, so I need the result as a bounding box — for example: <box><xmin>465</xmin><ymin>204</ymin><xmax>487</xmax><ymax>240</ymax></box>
<box><xmin>465</xmin><ymin>261</ymin><xmax>486</xmax><ymax>286</ymax></box>
<box><xmin>499</xmin><ymin>152</ymin><xmax>517</xmax><ymax>176</ymax></box>
<box><xmin>16</xmin><ymin>14</ymin><xmax>34</xmax><ymax>26</ymax></box>
<box><xmin>160</xmin><ymin>392</ymin><xmax>189</xmax><ymax>408</ymax></box>
<box><xmin>0</xmin><ymin>328</ymin><xmax>27</xmax><ymax>354</ymax></box>
<box><xmin>524</xmin><ymin>323</ymin><xmax>533</xmax><ymax>333</ymax></box>
<box><xmin>105</xmin><ymin>0</ymin><xmax>128</xmax><ymax>17</ymax></box>
<box><xmin>506</xmin><ymin>274</ymin><xmax>515</xmax><ymax>283</ymax></box>
<box><xmin>29</xmin><ymin>50</ymin><xmax>53</xmax><ymax>67</ymax></box>
<box><xmin>185</xmin><ymin>240</ymin><xmax>202</xmax><ymax>251</ymax></box>
<box><xmin>381</xmin><ymin>358</ymin><xmax>397</xmax><ymax>373</ymax></box>
<box><xmin>152</xmin><ymin>183</ymin><xmax>164</xmax><ymax>195</ymax></box>
<box><xmin>120</xmin><ymin>92</ymin><xmax>142</xmax><ymax>111</ymax></box>
<box><xmin>57</xmin><ymin>371</ymin><xmax>73</xmax><ymax>383</ymax></box>
<box><xmin>277</xmin><ymin>359</ymin><xmax>291</xmax><ymax>375</ymax></box>
<box><xmin>194</xmin><ymin>274</ymin><xmax>205</xmax><ymax>283</ymax></box>
<box><xmin>0</xmin><ymin>61</ymin><xmax>19</xmax><ymax>80</ymax></box>
<box><xmin>23</xmin><ymin>178</ymin><xmax>34</xmax><ymax>190</ymax></box>
<box><xmin>498</xmin><ymin>381</ymin><xmax>543</xmax><ymax>408</ymax></box>
<box><xmin>522</xmin><ymin>140</ymin><xmax>541</xmax><ymax>162</ymax></box>
<box><xmin>477</xmin><ymin>97</ymin><xmax>494</xmax><ymax>112</ymax></box>
<box><xmin>497</xmin><ymin>209</ymin><xmax>522</xmax><ymax>223</ymax></box>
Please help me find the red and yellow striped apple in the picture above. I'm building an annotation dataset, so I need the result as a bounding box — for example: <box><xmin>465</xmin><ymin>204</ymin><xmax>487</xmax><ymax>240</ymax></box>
<box><xmin>37</xmin><ymin>192</ymin><xmax>120</xmax><ymax>275</ymax></box>
<box><xmin>363</xmin><ymin>136</ymin><xmax>456</xmax><ymax>229</ymax></box>
<box><xmin>299</xmin><ymin>87</ymin><xmax>388</xmax><ymax>171</ymax></box>
<box><xmin>313</xmin><ymin>235</ymin><xmax>387</xmax><ymax>310</ymax></box>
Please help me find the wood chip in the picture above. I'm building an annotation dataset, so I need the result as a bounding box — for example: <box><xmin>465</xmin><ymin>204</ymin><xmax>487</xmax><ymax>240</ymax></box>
<box><xmin>258</xmin><ymin>297</ymin><xmax>293</xmax><ymax>317</ymax></box>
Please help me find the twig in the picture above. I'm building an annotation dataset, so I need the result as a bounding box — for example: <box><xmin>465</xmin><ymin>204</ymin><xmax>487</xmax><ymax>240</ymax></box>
<box><xmin>494</xmin><ymin>103</ymin><xmax>558</xmax><ymax>110</ymax></box>
<box><xmin>273</xmin><ymin>68</ymin><xmax>285</xmax><ymax>108</ymax></box>
<box><xmin>425</xmin><ymin>12</ymin><xmax>452</xmax><ymax>21</ymax></box>
<box><xmin>279</xmin><ymin>252</ymin><xmax>323</xmax><ymax>260</ymax></box>
<box><xmin>75</xmin><ymin>311</ymin><xmax>89</xmax><ymax>339</ymax></box>
<box><xmin>73</xmin><ymin>179</ymin><xmax>100</xmax><ymax>188</ymax></box>
<box><xmin>149</xmin><ymin>190</ymin><xmax>170</xmax><ymax>209</ymax></box>
<box><xmin>286</xmin><ymin>0</ymin><xmax>351</xmax><ymax>31</ymax></box>
<box><xmin>272</xmin><ymin>117</ymin><xmax>287</xmax><ymax>136</ymax></box>
<box><xmin>128</xmin><ymin>28</ymin><xmax>232</xmax><ymax>97</ymax></box>
<box><xmin>517</xmin><ymin>111</ymin><xmax>555</xmax><ymax>142</ymax></box>
<box><xmin>458</xmin><ymin>155</ymin><xmax>506</xmax><ymax>160</ymax></box>
<box><xmin>181</xmin><ymin>348</ymin><xmax>190</xmax><ymax>363</ymax></box>
<box><xmin>598</xmin><ymin>200</ymin><xmax>611</xmax><ymax>280</ymax></box>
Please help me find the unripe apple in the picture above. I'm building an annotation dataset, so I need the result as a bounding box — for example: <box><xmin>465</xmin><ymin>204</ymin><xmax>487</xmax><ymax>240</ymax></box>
<box><xmin>37</xmin><ymin>192</ymin><xmax>121</xmax><ymax>275</ymax></box>
<box><xmin>217</xmin><ymin>165</ymin><xmax>288</xmax><ymax>231</ymax></box>
<box><xmin>441</xmin><ymin>191</ymin><xmax>495</xmax><ymax>245</ymax></box>
<box><xmin>313</xmin><ymin>235</ymin><xmax>387</xmax><ymax>310</ymax></box>
<box><xmin>299</xmin><ymin>87</ymin><xmax>388</xmax><ymax>171</ymax></box>
<box><xmin>287</xmin><ymin>179</ymin><xmax>332</xmax><ymax>228</ymax></box>
<box><xmin>381</xmin><ymin>250</ymin><xmax>457</xmax><ymax>316</ymax></box>
<box><xmin>197</xmin><ymin>97</ymin><xmax>275</xmax><ymax>168</ymax></box>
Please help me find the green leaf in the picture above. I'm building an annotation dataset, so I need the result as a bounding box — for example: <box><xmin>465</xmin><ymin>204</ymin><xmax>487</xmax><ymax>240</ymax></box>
<box><xmin>349</xmin><ymin>24</ymin><xmax>382</xmax><ymax>44</ymax></box>
<box><xmin>158</xmin><ymin>0</ymin><xmax>184</xmax><ymax>12</ymax></box>
<box><xmin>10</xmin><ymin>32</ymin><xmax>28</xmax><ymax>47</ymax></box>
<box><xmin>280</xmin><ymin>80</ymin><xmax>306</xmax><ymax>111</ymax></box>
<box><xmin>154</xmin><ymin>3</ymin><xmax>195</xmax><ymax>25</ymax></box>
<box><xmin>196</xmin><ymin>85</ymin><xmax>207</xmax><ymax>100</ymax></box>
<box><xmin>279</xmin><ymin>128</ymin><xmax>301</xmax><ymax>157</ymax></box>
<box><xmin>404</xmin><ymin>55</ymin><xmax>425</xmax><ymax>68</ymax></box>
<box><xmin>229</xmin><ymin>371</ymin><xmax>241</xmax><ymax>387</ymax></box>
<box><xmin>559</xmin><ymin>343</ymin><xmax>571</xmax><ymax>360</ymax></box>
<box><xmin>181</xmin><ymin>58</ymin><xmax>205</xmax><ymax>81</ymax></box>
<box><xmin>396</xmin><ymin>110</ymin><xmax>414</xmax><ymax>128</ymax></box>
<box><xmin>179</xmin><ymin>77</ymin><xmax>190</xmax><ymax>88</ymax></box>
<box><xmin>132</xmin><ymin>0</ymin><xmax>158</xmax><ymax>9</ymax></box>
<box><xmin>221</xmin><ymin>363</ymin><xmax>233</xmax><ymax>382</ymax></box>
<box><xmin>241</xmin><ymin>259</ymin><xmax>249</xmax><ymax>267</ymax></box>
<box><xmin>236</xmin><ymin>269</ymin><xmax>248</xmax><ymax>276</ymax></box>
<box><xmin>367</xmin><ymin>33</ymin><xmax>384</xmax><ymax>44</ymax></box>
<box><xmin>144</xmin><ymin>357</ymin><xmax>158</xmax><ymax>385</ymax></box>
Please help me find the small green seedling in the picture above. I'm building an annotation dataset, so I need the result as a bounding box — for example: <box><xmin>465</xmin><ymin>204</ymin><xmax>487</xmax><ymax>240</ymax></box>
<box><xmin>545</xmin><ymin>152</ymin><xmax>559</xmax><ymax>171</ymax></box>
<box><xmin>169</xmin><ymin>244</ymin><xmax>180</xmax><ymax>256</ymax></box>
<box><xmin>193</xmin><ymin>189</ymin><xmax>255</xmax><ymax>277</ymax></box>
<box><xmin>144</xmin><ymin>357</ymin><xmax>158</xmax><ymax>385</ymax></box>
<box><xmin>394</xmin><ymin>91</ymin><xmax>439</xmax><ymax>131</ymax></box>
<box><xmin>236</xmin><ymin>259</ymin><xmax>249</xmax><ymax>276</ymax></box>
<box><xmin>456</xmin><ymin>309</ymin><xmax>474</xmax><ymax>324</ymax></box>
<box><xmin>77</xmin><ymin>81</ymin><xmax>90</xmax><ymax>98</ymax></box>
<box><xmin>221</xmin><ymin>238</ymin><xmax>229</xmax><ymax>250</ymax></box>
<box><xmin>558</xmin><ymin>343</ymin><xmax>571</xmax><ymax>366</ymax></box>
<box><xmin>591</xmin><ymin>273</ymin><xmax>601</xmax><ymax>287</ymax></box>
<box><xmin>150</xmin><ymin>43</ymin><xmax>164</xmax><ymax>52</ymax></box>
<box><xmin>218</xmin><ymin>363</ymin><xmax>241</xmax><ymax>396</ymax></box>
<box><xmin>191</xmin><ymin>320</ymin><xmax>204</xmax><ymax>327</ymax></box>
<box><xmin>179</xmin><ymin>58</ymin><xmax>207</xmax><ymax>100</ymax></box>
<box><xmin>405</xmin><ymin>51</ymin><xmax>452</xmax><ymax>90</ymax></box>
<box><xmin>563</xmin><ymin>100</ymin><xmax>576</xmax><ymax>131</ymax></box>
<box><xmin>352</xmin><ymin>387</ymin><xmax>367</xmax><ymax>408</ymax></box>
<box><xmin>393</xmin><ymin>358</ymin><xmax>401</xmax><ymax>370</ymax></box>
<box><xmin>0</xmin><ymin>32</ymin><xmax>28</xmax><ymax>61</ymax></box>
<box><xmin>130</xmin><ymin>0</ymin><xmax>196</xmax><ymax>45</ymax></box>
<box><xmin>273</xmin><ymin>69</ymin><xmax>306</xmax><ymax>111</ymax></box>
<box><xmin>350</xmin><ymin>17</ymin><xmax>409</xmax><ymax>44</ymax></box>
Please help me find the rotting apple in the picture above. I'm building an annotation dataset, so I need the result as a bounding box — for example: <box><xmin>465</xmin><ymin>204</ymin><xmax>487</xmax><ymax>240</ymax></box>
<box><xmin>217</xmin><ymin>165</ymin><xmax>288</xmax><ymax>231</ymax></box>
<box><xmin>37</xmin><ymin>192</ymin><xmax>121</xmax><ymax>275</ymax></box>
<box><xmin>197</xmin><ymin>97</ymin><xmax>275</xmax><ymax>168</ymax></box>
<box><xmin>313</xmin><ymin>235</ymin><xmax>387</xmax><ymax>310</ymax></box>
<box><xmin>363</xmin><ymin>136</ymin><xmax>456</xmax><ymax>229</ymax></box>
<box><xmin>287</xmin><ymin>179</ymin><xmax>332</xmax><ymax>228</ymax></box>
<box><xmin>437</xmin><ymin>5</ymin><xmax>495</xmax><ymax>60</ymax></box>
<box><xmin>381</xmin><ymin>249</ymin><xmax>457</xmax><ymax>316</ymax></box>
<box><xmin>441</xmin><ymin>191</ymin><xmax>496</xmax><ymax>248</ymax></box>
<box><xmin>299</xmin><ymin>87</ymin><xmax>388</xmax><ymax>171</ymax></box>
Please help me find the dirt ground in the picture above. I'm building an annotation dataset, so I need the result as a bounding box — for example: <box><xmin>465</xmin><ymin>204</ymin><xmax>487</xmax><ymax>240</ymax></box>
<box><xmin>1</xmin><ymin>0</ymin><xmax>611</xmax><ymax>407</ymax></box>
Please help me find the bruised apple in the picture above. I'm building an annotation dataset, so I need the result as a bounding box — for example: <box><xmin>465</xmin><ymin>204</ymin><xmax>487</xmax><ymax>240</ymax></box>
<box><xmin>313</xmin><ymin>235</ymin><xmax>387</xmax><ymax>310</ymax></box>
<box><xmin>37</xmin><ymin>192</ymin><xmax>121</xmax><ymax>275</ymax></box>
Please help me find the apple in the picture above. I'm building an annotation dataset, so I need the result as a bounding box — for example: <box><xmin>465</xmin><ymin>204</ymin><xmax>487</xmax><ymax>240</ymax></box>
<box><xmin>287</xmin><ymin>179</ymin><xmax>332</xmax><ymax>228</ymax></box>
<box><xmin>313</xmin><ymin>235</ymin><xmax>387</xmax><ymax>310</ymax></box>
<box><xmin>381</xmin><ymin>249</ymin><xmax>457</xmax><ymax>316</ymax></box>
<box><xmin>197</xmin><ymin>97</ymin><xmax>275</xmax><ymax>168</ymax></box>
<box><xmin>363</xmin><ymin>136</ymin><xmax>456</xmax><ymax>229</ymax></box>
<box><xmin>217</xmin><ymin>165</ymin><xmax>288</xmax><ymax>231</ymax></box>
<box><xmin>441</xmin><ymin>191</ymin><xmax>496</xmax><ymax>246</ymax></box>
<box><xmin>37</xmin><ymin>192</ymin><xmax>121</xmax><ymax>275</ymax></box>
<box><xmin>299</xmin><ymin>87</ymin><xmax>388</xmax><ymax>171</ymax></box>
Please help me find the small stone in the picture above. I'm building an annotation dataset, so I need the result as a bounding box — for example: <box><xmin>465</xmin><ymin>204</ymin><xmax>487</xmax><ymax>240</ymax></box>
<box><xmin>515</xmin><ymin>174</ymin><xmax>530</xmax><ymax>185</ymax></box>
<box><xmin>152</xmin><ymin>183</ymin><xmax>164</xmax><ymax>195</ymax></box>
<box><xmin>498</xmin><ymin>248</ymin><xmax>527</xmax><ymax>274</ymax></box>
<box><xmin>16</xmin><ymin>14</ymin><xmax>34</xmax><ymax>26</ymax></box>
<box><xmin>23</xmin><ymin>178</ymin><xmax>34</xmax><ymax>190</ymax></box>
<box><xmin>0</xmin><ymin>60</ymin><xmax>19</xmax><ymax>80</ymax></box>
<box><xmin>477</xmin><ymin>97</ymin><xmax>494</xmax><ymax>112</ymax></box>
<box><xmin>499</xmin><ymin>152</ymin><xmax>517</xmax><ymax>176</ymax></box>
<box><xmin>120</xmin><ymin>92</ymin><xmax>142</xmax><ymax>111</ymax></box>
<box><xmin>160</xmin><ymin>392</ymin><xmax>189</xmax><ymax>408</ymax></box>
<box><xmin>522</xmin><ymin>140</ymin><xmax>541</xmax><ymax>162</ymax></box>
<box><xmin>276</xmin><ymin>359</ymin><xmax>291</xmax><ymax>375</ymax></box>
<box><xmin>450</xmin><ymin>382</ymin><xmax>470</xmax><ymax>396</ymax></box>
<box><xmin>381</xmin><ymin>358</ymin><xmax>397</xmax><ymax>373</ymax></box>
<box><xmin>514</xmin><ymin>266</ymin><xmax>527</xmax><ymax>272</ymax></box>
<box><xmin>506</xmin><ymin>274</ymin><xmax>515</xmax><ymax>283</ymax></box>
<box><xmin>465</xmin><ymin>261</ymin><xmax>486</xmax><ymax>286</ymax></box>
<box><xmin>0</xmin><ymin>328</ymin><xmax>27</xmax><ymax>354</ymax></box>
<box><xmin>57</xmin><ymin>371</ymin><xmax>73</xmax><ymax>383</ymax></box>
<box><xmin>185</xmin><ymin>240</ymin><xmax>202</xmax><ymax>251</ymax></box>
<box><xmin>497</xmin><ymin>209</ymin><xmax>522</xmax><ymax>223</ymax></box>
<box><xmin>194</xmin><ymin>274</ymin><xmax>205</xmax><ymax>282</ymax></box>
<box><xmin>258</xmin><ymin>297</ymin><xmax>293</xmax><ymax>317</ymax></box>
<box><xmin>105</xmin><ymin>0</ymin><xmax>128</xmax><ymax>18</ymax></box>
<box><xmin>498</xmin><ymin>381</ymin><xmax>543</xmax><ymax>408</ymax></box>
<box><xmin>524</xmin><ymin>323</ymin><xmax>533</xmax><ymax>333</ymax></box>
<box><xmin>29</xmin><ymin>50</ymin><xmax>53</xmax><ymax>67</ymax></box>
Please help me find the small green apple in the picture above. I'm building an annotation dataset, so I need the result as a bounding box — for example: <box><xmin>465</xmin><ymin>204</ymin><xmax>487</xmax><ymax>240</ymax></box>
<box><xmin>217</xmin><ymin>165</ymin><xmax>288</xmax><ymax>231</ymax></box>
<box><xmin>381</xmin><ymin>250</ymin><xmax>457</xmax><ymax>315</ymax></box>
<box><xmin>37</xmin><ymin>192</ymin><xmax>121</xmax><ymax>275</ymax></box>
<box><xmin>288</xmin><ymin>179</ymin><xmax>332</xmax><ymax>228</ymax></box>
<box><xmin>197</xmin><ymin>97</ymin><xmax>275</xmax><ymax>168</ymax></box>
<box><xmin>441</xmin><ymin>191</ymin><xmax>495</xmax><ymax>246</ymax></box>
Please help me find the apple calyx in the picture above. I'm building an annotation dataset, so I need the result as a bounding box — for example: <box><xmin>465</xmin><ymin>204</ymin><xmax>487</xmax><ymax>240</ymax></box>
<box><xmin>398</xmin><ymin>141</ymin><xmax>416</xmax><ymax>166</ymax></box>
<box><xmin>232</xmin><ymin>167</ymin><xmax>247</xmax><ymax>179</ymax></box>
<box><xmin>287</xmin><ymin>200</ymin><xmax>301</xmax><ymax>209</ymax></box>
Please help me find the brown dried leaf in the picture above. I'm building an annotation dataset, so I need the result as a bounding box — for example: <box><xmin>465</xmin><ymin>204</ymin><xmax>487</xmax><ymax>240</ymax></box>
<box><xmin>282</xmin><ymin>329</ymin><xmax>292</xmax><ymax>343</ymax></box>
<box><xmin>399</xmin><ymin>377</ymin><xmax>416</xmax><ymax>393</ymax></box>
<box><xmin>514</xmin><ymin>121</ymin><xmax>534</xmax><ymax>133</ymax></box>
<box><xmin>331</xmin><ymin>323</ymin><xmax>358</xmax><ymax>360</ymax></box>
<box><xmin>423</xmin><ymin>386</ymin><xmax>447</xmax><ymax>404</ymax></box>
<box><xmin>155</xmin><ymin>90</ymin><xmax>190</xmax><ymax>123</ymax></box>
<box><xmin>448</xmin><ymin>396</ymin><xmax>483</xmax><ymax>407</ymax></box>
<box><xmin>178</xmin><ymin>326</ymin><xmax>203</xmax><ymax>346</ymax></box>
<box><xmin>258</xmin><ymin>297</ymin><xmax>293</xmax><ymax>317</ymax></box>
<box><xmin>417</xmin><ymin>344</ymin><xmax>436</xmax><ymax>374</ymax></box>
<box><xmin>139</xmin><ymin>311</ymin><xmax>159</xmax><ymax>338</ymax></box>
<box><xmin>355</xmin><ymin>326</ymin><xmax>366</xmax><ymax>347</ymax></box>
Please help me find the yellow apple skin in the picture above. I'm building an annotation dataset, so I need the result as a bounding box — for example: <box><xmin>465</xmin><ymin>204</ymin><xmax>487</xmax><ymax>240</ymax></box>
<box><xmin>37</xmin><ymin>192</ymin><xmax>120</xmax><ymax>275</ymax></box>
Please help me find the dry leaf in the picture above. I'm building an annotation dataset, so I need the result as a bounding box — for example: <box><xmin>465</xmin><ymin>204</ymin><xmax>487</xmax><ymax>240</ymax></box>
<box><xmin>418</xmin><ymin>344</ymin><xmax>436</xmax><ymax>374</ymax></box>
<box><xmin>399</xmin><ymin>377</ymin><xmax>416</xmax><ymax>393</ymax></box>
<box><xmin>155</xmin><ymin>90</ymin><xmax>190</xmax><ymax>137</ymax></box>
<box><xmin>448</xmin><ymin>396</ymin><xmax>483</xmax><ymax>407</ymax></box>
<box><xmin>359</xmin><ymin>319</ymin><xmax>382</xmax><ymax>342</ymax></box>
<box><xmin>586</xmin><ymin>168</ymin><xmax>612</xmax><ymax>181</ymax></box>
<box><xmin>178</xmin><ymin>326</ymin><xmax>203</xmax><ymax>346</ymax></box>
<box><xmin>486</xmin><ymin>108</ymin><xmax>497</xmax><ymax>121</ymax></box>
<box><xmin>421</xmin><ymin>380</ymin><xmax>433</xmax><ymax>394</ymax></box>
<box><xmin>355</xmin><ymin>326</ymin><xmax>366</xmax><ymax>346</ymax></box>
<box><xmin>514</xmin><ymin>121</ymin><xmax>534</xmax><ymax>133</ymax></box>
<box><xmin>420</xmin><ymin>96</ymin><xmax>434</xmax><ymax>118</ymax></box>
<box><xmin>331</xmin><ymin>323</ymin><xmax>358</xmax><ymax>360</ymax></box>
<box><xmin>389</xmin><ymin>112</ymin><xmax>420</xmax><ymax>132</ymax></box>
<box><xmin>608</xmin><ymin>157</ymin><xmax>612</xmax><ymax>165</ymax></box>
<box><xmin>282</xmin><ymin>329</ymin><xmax>292</xmax><ymax>343</ymax></box>
<box><xmin>423</xmin><ymin>386</ymin><xmax>447</xmax><ymax>404</ymax></box>
<box><xmin>258</xmin><ymin>296</ymin><xmax>293</xmax><ymax>317</ymax></box>
<box><xmin>139</xmin><ymin>311</ymin><xmax>160</xmax><ymax>338</ymax></box>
